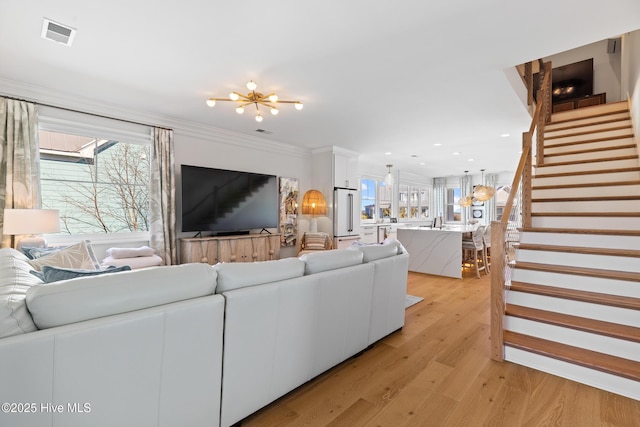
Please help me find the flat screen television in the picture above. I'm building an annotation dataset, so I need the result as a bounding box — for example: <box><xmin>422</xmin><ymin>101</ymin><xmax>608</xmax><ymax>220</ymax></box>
<box><xmin>534</xmin><ymin>58</ymin><xmax>594</xmax><ymax>103</ymax></box>
<box><xmin>180</xmin><ymin>164</ymin><xmax>279</xmax><ymax>234</ymax></box>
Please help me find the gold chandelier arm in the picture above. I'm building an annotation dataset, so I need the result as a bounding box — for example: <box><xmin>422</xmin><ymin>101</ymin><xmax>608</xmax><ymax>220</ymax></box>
<box><xmin>274</xmin><ymin>100</ymin><xmax>301</xmax><ymax>104</ymax></box>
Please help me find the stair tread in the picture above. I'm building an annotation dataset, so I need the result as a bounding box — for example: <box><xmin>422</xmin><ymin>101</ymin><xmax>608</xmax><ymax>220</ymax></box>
<box><xmin>549</xmin><ymin>103</ymin><xmax>629</xmax><ymax>126</ymax></box>
<box><xmin>506</xmin><ymin>304</ymin><xmax>640</xmax><ymax>343</ymax></box>
<box><xmin>545</xmin><ymin>134</ymin><xmax>634</xmax><ymax>149</ymax></box>
<box><xmin>544</xmin><ymin>143</ymin><xmax>636</xmax><ymax>157</ymax></box>
<box><xmin>517</xmin><ymin>243</ymin><xmax>640</xmax><ymax>258</ymax></box>
<box><xmin>545</xmin><ymin>125</ymin><xmax>633</xmax><ymax>140</ymax></box>
<box><xmin>530</xmin><ymin>212</ymin><xmax>640</xmax><ymax>217</ymax></box>
<box><xmin>545</xmin><ymin>115</ymin><xmax>631</xmax><ymax>133</ymax></box>
<box><xmin>537</xmin><ymin>154</ymin><xmax>638</xmax><ymax>168</ymax></box>
<box><xmin>509</xmin><ymin>281</ymin><xmax>640</xmax><ymax>310</ymax></box>
<box><xmin>520</xmin><ymin>227</ymin><xmax>640</xmax><ymax>237</ymax></box>
<box><xmin>503</xmin><ymin>330</ymin><xmax>640</xmax><ymax>381</ymax></box>
<box><xmin>532</xmin><ymin>180</ymin><xmax>640</xmax><ymax>190</ymax></box>
<box><xmin>531</xmin><ymin>195</ymin><xmax>640</xmax><ymax>202</ymax></box>
<box><xmin>534</xmin><ymin>167</ymin><xmax>640</xmax><ymax>179</ymax></box>
<box><xmin>513</xmin><ymin>261</ymin><xmax>640</xmax><ymax>282</ymax></box>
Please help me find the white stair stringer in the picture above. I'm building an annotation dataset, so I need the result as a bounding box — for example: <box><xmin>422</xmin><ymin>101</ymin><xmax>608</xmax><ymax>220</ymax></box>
<box><xmin>504</xmin><ymin>347</ymin><xmax>640</xmax><ymax>400</ymax></box>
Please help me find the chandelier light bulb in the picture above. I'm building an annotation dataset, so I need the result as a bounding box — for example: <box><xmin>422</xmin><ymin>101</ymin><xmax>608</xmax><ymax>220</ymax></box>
<box><xmin>206</xmin><ymin>99</ymin><xmax>216</xmax><ymax>107</ymax></box>
<box><xmin>270</xmin><ymin>108</ymin><xmax>279</xmax><ymax>115</ymax></box>
<box><xmin>235</xmin><ymin>106</ymin><xmax>244</xmax><ymax>114</ymax></box>
<box><xmin>246</xmin><ymin>81</ymin><xmax>257</xmax><ymax>91</ymax></box>
<box><xmin>255</xmin><ymin>114</ymin><xmax>263</xmax><ymax>123</ymax></box>
<box><xmin>294</xmin><ymin>102</ymin><xmax>304</xmax><ymax>110</ymax></box>
<box><xmin>229</xmin><ymin>92</ymin><xmax>240</xmax><ymax>101</ymax></box>
<box><xmin>269</xmin><ymin>94</ymin><xmax>278</xmax><ymax>103</ymax></box>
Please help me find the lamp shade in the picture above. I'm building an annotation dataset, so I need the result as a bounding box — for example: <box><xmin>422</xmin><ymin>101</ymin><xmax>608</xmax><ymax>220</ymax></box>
<box><xmin>301</xmin><ymin>190</ymin><xmax>327</xmax><ymax>216</ymax></box>
<box><xmin>3</xmin><ymin>209</ymin><xmax>60</xmax><ymax>235</ymax></box>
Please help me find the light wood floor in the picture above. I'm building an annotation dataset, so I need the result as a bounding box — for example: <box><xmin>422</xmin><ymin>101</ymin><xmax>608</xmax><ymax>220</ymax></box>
<box><xmin>242</xmin><ymin>270</ymin><xmax>640</xmax><ymax>426</ymax></box>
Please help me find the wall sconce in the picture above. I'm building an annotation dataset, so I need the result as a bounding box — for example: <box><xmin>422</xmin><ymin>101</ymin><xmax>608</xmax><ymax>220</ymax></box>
<box><xmin>301</xmin><ymin>190</ymin><xmax>327</xmax><ymax>233</ymax></box>
<box><xmin>3</xmin><ymin>209</ymin><xmax>60</xmax><ymax>251</ymax></box>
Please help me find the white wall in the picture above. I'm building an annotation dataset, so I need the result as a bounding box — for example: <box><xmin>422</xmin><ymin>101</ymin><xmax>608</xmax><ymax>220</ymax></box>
<box><xmin>544</xmin><ymin>39</ymin><xmax>622</xmax><ymax>102</ymax></box>
<box><xmin>623</xmin><ymin>30</ymin><xmax>640</xmax><ymax>148</ymax></box>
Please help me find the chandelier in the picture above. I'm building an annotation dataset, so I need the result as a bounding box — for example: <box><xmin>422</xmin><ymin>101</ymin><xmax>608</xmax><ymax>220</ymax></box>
<box><xmin>206</xmin><ymin>80</ymin><xmax>303</xmax><ymax>122</ymax></box>
<box><xmin>473</xmin><ymin>169</ymin><xmax>495</xmax><ymax>202</ymax></box>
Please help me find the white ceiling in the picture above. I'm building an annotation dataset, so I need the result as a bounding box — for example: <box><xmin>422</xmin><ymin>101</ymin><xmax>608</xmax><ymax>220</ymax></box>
<box><xmin>1</xmin><ymin>1</ymin><xmax>640</xmax><ymax>178</ymax></box>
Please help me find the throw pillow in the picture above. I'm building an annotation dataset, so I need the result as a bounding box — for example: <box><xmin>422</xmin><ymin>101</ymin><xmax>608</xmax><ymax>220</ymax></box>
<box><xmin>27</xmin><ymin>240</ymin><xmax>100</xmax><ymax>271</ymax></box>
<box><xmin>30</xmin><ymin>265</ymin><xmax>132</xmax><ymax>283</ymax></box>
<box><xmin>304</xmin><ymin>233</ymin><xmax>328</xmax><ymax>250</ymax></box>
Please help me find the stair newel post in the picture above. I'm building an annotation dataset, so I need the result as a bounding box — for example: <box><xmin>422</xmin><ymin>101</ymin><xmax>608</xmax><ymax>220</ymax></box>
<box><xmin>522</xmin><ymin>131</ymin><xmax>533</xmax><ymax>229</ymax></box>
<box><xmin>490</xmin><ymin>220</ymin><xmax>507</xmax><ymax>362</ymax></box>
<box><xmin>543</xmin><ymin>61</ymin><xmax>552</xmax><ymax>124</ymax></box>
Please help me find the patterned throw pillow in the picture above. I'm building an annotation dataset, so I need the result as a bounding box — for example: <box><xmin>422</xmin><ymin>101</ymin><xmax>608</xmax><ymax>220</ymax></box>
<box><xmin>304</xmin><ymin>233</ymin><xmax>329</xmax><ymax>250</ymax></box>
<box><xmin>27</xmin><ymin>241</ymin><xmax>100</xmax><ymax>271</ymax></box>
<box><xmin>30</xmin><ymin>265</ymin><xmax>132</xmax><ymax>283</ymax></box>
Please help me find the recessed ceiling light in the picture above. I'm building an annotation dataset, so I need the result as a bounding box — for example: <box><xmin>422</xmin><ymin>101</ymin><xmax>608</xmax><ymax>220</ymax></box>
<box><xmin>467</xmin><ymin>158</ymin><xmax>475</xmax><ymax>162</ymax></box>
<box><xmin>500</xmin><ymin>133</ymin><xmax>510</xmax><ymax>137</ymax></box>
<box><xmin>385</xmin><ymin>152</ymin><xmax>392</xmax><ymax>155</ymax></box>
<box><xmin>433</xmin><ymin>143</ymin><xmax>442</xmax><ymax>147</ymax></box>
<box><xmin>419</xmin><ymin>162</ymin><xmax>425</xmax><ymax>166</ymax></box>
<box><xmin>452</xmin><ymin>152</ymin><xmax>460</xmax><ymax>155</ymax></box>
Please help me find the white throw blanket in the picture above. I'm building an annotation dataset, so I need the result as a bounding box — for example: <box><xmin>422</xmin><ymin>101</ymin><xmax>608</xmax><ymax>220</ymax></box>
<box><xmin>106</xmin><ymin>246</ymin><xmax>155</xmax><ymax>259</ymax></box>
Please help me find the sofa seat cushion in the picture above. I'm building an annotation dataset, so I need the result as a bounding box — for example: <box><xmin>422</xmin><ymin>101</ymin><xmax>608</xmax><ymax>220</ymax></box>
<box><xmin>26</xmin><ymin>263</ymin><xmax>217</xmax><ymax>329</ymax></box>
<box><xmin>215</xmin><ymin>258</ymin><xmax>305</xmax><ymax>293</ymax></box>
<box><xmin>299</xmin><ymin>249</ymin><xmax>363</xmax><ymax>275</ymax></box>
<box><xmin>0</xmin><ymin>248</ymin><xmax>42</xmax><ymax>338</ymax></box>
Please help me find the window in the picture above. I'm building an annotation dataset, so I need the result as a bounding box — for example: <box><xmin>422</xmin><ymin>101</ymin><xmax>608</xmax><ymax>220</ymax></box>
<box><xmin>445</xmin><ymin>187</ymin><xmax>461</xmax><ymax>222</ymax></box>
<box><xmin>399</xmin><ymin>183</ymin><xmax>431</xmax><ymax>220</ymax></box>
<box><xmin>40</xmin><ymin>130</ymin><xmax>150</xmax><ymax>235</ymax></box>
<box><xmin>38</xmin><ymin>108</ymin><xmax>153</xmax><ymax>237</ymax></box>
<box><xmin>360</xmin><ymin>178</ymin><xmax>392</xmax><ymax>223</ymax></box>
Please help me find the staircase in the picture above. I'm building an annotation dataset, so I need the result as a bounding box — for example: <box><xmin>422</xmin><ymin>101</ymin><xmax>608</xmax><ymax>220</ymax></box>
<box><xmin>503</xmin><ymin>101</ymin><xmax>640</xmax><ymax>400</ymax></box>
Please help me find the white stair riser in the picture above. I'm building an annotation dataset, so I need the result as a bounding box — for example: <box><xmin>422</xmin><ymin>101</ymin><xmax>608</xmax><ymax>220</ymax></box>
<box><xmin>505</xmin><ymin>316</ymin><xmax>640</xmax><ymax>361</ymax></box>
<box><xmin>532</xmin><ymin>185</ymin><xmax>640</xmax><ymax>198</ymax></box>
<box><xmin>545</xmin><ymin>117</ymin><xmax>631</xmax><ymax>136</ymax></box>
<box><xmin>534</xmin><ymin>158</ymin><xmax>639</xmax><ymax>175</ymax></box>
<box><xmin>545</xmin><ymin>137</ymin><xmax>635</xmax><ymax>154</ymax></box>
<box><xmin>552</xmin><ymin>103</ymin><xmax>629</xmax><ymax>121</ymax></box>
<box><xmin>544</xmin><ymin>147</ymin><xmax>637</xmax><ymax>164</ymax></box>
<box><xmin>545</xmin><ymin>129</ymin><xmax>633</xmax><ymax>146</ymax></box>
<box><xmin>531</xmin><ymin>216</ymin><xmax>640</xmax><ymax>230</ymax></box>
<box><xmin>532</xmin><ymin>199</ymin><xmax>640</xmax><ymax>213</ymax></box>
<box><xmin>546</xmin><ymin>112</ymin><xmax>630</xmax><ymax>132</ymax></box>
<box><xmin>506</xmin><ymin>291</ymin><xmax>640</xmax><ymax>326</ymax></box>
<box><xmin>519</xmin><ymin>231</ymin><xmax>640</xmax><ymax>250</ymax></box>
<box><xmin>515</xmin><ymin>249</ymin><xmax>640</xmax><ymax>273</ymax></box>
<box><xmin>504</xmin><ymin>347</ymin><xmax>640</xmax><ymax>400</ymax></box>
<box><xmin>510</xmin><ymin>269</ymin><xmax>640</xmax><ymax>298</ymax></box>
<box><xmin>533</xmin><ymin>171</ymin><xmax>640</xmax><ymax>186</ymax></box>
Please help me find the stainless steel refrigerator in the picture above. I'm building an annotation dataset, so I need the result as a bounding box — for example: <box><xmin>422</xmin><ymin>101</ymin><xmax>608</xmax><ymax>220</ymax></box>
<box><xmin>333</xmin><ymin>187</ymin><xmax>360</xmax><ymax>248</ymax></box>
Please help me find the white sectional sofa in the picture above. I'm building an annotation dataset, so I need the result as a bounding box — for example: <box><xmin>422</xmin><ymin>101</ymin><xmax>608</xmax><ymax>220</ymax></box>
<box><xmin>0</xmin><ymin>239</ymin><xmax>409</xmax><ymax>427</ymax></box>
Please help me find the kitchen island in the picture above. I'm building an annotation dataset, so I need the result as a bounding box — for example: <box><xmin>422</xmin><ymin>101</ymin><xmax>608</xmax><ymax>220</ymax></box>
<box><xmin>397</xmin><ymin>225</ymin><xmax>478</xmax><ymax>278</ymax></box>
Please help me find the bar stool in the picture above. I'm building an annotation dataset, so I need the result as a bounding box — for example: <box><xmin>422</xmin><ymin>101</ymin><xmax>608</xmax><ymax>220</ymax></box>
<box><xmin>462</xmin><ymin>226</ymin><xmax>487</xmax><ymax>279</ymax></box>
<box><xmin>483</xmin><ymin>224</ymin><xmax>491</xmax><ymax>273</ymax></box>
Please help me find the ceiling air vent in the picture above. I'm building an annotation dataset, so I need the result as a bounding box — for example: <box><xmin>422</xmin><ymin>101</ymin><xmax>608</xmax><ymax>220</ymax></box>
<box><xmin>41</xmin><ymin>18</ymin><xmax>76</xmax><ymax>46</ymax></box>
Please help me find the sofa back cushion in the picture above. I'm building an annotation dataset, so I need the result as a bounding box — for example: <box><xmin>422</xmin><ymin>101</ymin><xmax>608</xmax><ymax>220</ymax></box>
<box><xmin>352</xmin><ymin>240</ymin><xmax>402</xmax><ymax>263</ymax></box>
<box><xmin>299</xmin><ymin>249</ymin><xmax>363</xmax><ymax>275</ymax></box>
<box><xmin>215</xmin><ymin>258</ymin><xmax>305</xmax><ymax>293</ymax></box>
<box><xmin>0</xmin><ymin>248</ymin><xmax>42</xmax><ymax>338</ymax></box>
<box><xmin>26</xmin><ymin>263</ymin><xmax>217</xmax><ymax>329</ymax></box>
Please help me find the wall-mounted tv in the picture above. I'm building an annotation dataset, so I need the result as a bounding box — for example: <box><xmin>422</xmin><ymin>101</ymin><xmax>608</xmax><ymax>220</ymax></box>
<box><xmin>534</xmin><ymin>58</ymin><xmax>594</xmax><ymax>103</ymax></box>
<box><xmin>180</xmin><ymin>164</ymin><xmax>278</xmax><ymax>234</ymax></box>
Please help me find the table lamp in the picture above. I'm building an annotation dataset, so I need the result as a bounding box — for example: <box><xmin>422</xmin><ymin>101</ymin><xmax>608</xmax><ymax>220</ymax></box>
<box><xmin>3</xmin><ymin>208</ymin><xmax>60</xmax><ymax>251</ymax></box>
<box><xmin>301</xmin><ymin>190</ymin><xmax>327</xmax><ymax>233</ymax></box>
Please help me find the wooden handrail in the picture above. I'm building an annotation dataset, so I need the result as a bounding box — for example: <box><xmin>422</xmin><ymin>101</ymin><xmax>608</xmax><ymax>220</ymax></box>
<box><xmin>491</xmin><ymin>60</ymin><xmax>551</xmax><ymax>362</ymax></box>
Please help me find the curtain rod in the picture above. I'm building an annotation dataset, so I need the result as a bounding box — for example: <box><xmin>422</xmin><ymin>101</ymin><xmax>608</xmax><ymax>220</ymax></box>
<box><xmin>1</xmin><ymin>93</ymin><xmax>173</xmax><ymax>132</ymax></box>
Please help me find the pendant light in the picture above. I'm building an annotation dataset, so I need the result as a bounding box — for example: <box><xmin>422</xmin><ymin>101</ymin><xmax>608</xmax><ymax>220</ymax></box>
<box><xmin>384</xmin><ymin>164</ymin><xmax>394</xmax><ymax>186</ymax></box>
<box><xmin>473</xmin><ymin>169</ymin><xmax>495</xmax><ymax>202</ymax></box>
